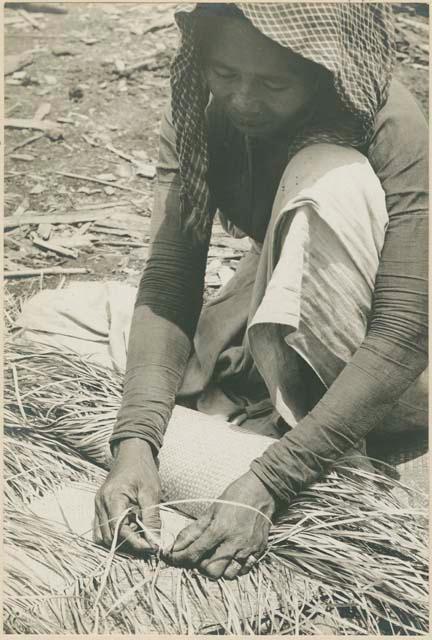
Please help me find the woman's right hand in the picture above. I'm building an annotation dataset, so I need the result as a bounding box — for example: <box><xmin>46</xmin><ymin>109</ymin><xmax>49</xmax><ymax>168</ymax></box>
<box><xmin>94</xmin><ymin>438</ymin><xmax>162</xmax><ymax>554</ymax></box>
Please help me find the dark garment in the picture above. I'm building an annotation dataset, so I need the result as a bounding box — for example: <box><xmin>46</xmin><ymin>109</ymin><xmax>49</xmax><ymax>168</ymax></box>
<box><xmin>111</xmin><ymin>79</ymin><xmax>428</xmax><ymax>501</ymax></box>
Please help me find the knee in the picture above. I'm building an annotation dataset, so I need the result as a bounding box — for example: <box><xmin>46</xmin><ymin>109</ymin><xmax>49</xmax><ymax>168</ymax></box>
<box><xmin>273</xmin><ymin>143</ymin><xmax>386</xmax><ymax>223</ymax></box>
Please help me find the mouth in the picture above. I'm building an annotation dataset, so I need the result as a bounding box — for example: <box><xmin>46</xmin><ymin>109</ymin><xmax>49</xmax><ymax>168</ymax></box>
<box><xmin>229</xmin><ymin>114</ymin><xmax>268</xmax><ymax>135</ymax></box>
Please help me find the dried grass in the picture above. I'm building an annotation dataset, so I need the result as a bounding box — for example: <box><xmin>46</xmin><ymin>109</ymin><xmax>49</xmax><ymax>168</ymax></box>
<box><xmin>3</xmin><ymin>342</ymin><xmax>429</xmax><ymax>635</ymax></box>
<box><xmin>3</xmin><ymin>286</ymin><xmax>22</xmax><ymax>334</ymax></box>
<box><xmin>4</xmin><ymin>435</ymin><xmax>343</xmax><ymax>635</ymax></box>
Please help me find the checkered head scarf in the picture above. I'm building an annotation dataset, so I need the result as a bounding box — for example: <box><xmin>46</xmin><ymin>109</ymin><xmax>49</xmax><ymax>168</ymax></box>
<box><xmin>170</xmin><ymin>3</ymin><xmax>395</xmax><ymax>242</ymax></box>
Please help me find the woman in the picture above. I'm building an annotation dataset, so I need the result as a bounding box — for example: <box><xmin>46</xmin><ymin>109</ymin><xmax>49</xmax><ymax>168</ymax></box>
<box><xmin>94</xmin><ymin>3</ymin><xmax>428</xmax><ymax>580</ymax></box>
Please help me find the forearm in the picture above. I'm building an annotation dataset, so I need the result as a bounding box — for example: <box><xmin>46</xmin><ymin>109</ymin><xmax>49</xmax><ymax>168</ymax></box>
<box><xmin>110</xmin><ymin>190</ymin><xmax>209</xmax><ymax>453</ymax></box>
<box><xmin>251</xmin><ymin>210</ymin><xmax>428</xmax><ymax>502</ymax></box>
<box><xmin>251</xmin><ymin>333</ymin><xmax>427</xmax><ymax>502</ymax></box>
<box><xmin>110</xmin><ymin>305</ymin><xmax>192</xmax><ymax>454</ymax></box>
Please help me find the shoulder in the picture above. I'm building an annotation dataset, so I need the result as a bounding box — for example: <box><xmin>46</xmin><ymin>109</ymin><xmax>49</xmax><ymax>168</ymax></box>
<box><xmin>368</xmin><ymin>79</ymin><xmax>428</xmax><ymax>214</ymax></box>
<box><xmin>369</xmin><ymin>79</ymin><xmax>427</xmax><ymax>168</ymax></box>
<box><xmin>378</xmin><ymin>78</ymin><xmax>426</xmax><ymax>123</ymax></box>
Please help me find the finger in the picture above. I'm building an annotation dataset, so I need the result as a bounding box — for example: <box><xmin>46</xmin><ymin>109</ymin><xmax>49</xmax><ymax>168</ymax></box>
<box><xmin>199</xmin><ymin>542</ymin><xmax>237</xmax><ymax>580</ymax></box>
<box><xmin>138</xmin><ymin>492</ymin><xmax>162</xmax><ymax>531</ymax></box>
<box><xmin>121</xmin><ymin>525</ymin><xmax>155</xmax><ymax>554</ymax></box>
<box><xmin>95</xmin><ymin>499</ymin><xmax>112</xmax><ymax>548</ymax></box>
<box><xmin>104</xmin><ymin>496</ymin><xmax>152</xmax><ymax>554</ymax></box>
<box><xmin>169</xmin><ymin>513</ymin><xmax>212</xmax><ymax>555</ymax></box>
<box><xmin>137</xmin><ymin>491</ymin><xmax>162</xmax><ymax>549</ymax></box>
<box><xmin>170</xmin><ymin>522</ymin><xmax>222</xmax><ymax>567</ymax></box>
<box><xmin>93</xmin><ymin>511</ymin><xmax>103</xmax><ymax>546</ymax></box>
<box><xmin>106</xmin><ymin>495</ymin><xmax>131</xmax><ymax>538</ymax></box>
<box><xmin>238</xmin><ymin>555</ymin><xmax>259</xmax><ymax>576</ymax></box>
<box><xmin>223</xmin><ymin>558</ymin><xmax>244</xmax><ymax>580</ymax></box>
<box><xmin>117</xmin><ymin>508</ymin><xmax>155</xmax><ymax>554</ymax></box>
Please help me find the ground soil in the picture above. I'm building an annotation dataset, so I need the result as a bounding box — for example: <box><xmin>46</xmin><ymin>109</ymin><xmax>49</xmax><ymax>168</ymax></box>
<box><xmin>3</xmin><ymin>3</ymin><xmax>429</xmax><ymax>320</ymax></box>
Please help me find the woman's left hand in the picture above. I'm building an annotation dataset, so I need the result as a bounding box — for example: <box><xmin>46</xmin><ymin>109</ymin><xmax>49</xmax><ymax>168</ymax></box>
<box><xmin>164</xmin><ymin>470</ymin><xmax>276</xmax><ymax>580</ymax></box>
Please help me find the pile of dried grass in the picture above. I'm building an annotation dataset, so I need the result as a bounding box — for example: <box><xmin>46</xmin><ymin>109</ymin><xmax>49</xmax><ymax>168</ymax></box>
<box><xmin>3</xmin><ymin>431</ymin><xmax>356</xmax><ymax>635</ymax></box>
<box><xmin>4</xmin><ymin>343</ymin><xmax>429</xmax><ymax>635</ymax></box>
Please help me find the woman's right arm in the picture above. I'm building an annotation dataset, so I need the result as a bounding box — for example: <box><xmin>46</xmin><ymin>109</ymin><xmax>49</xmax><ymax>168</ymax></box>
<box><xmin>94</xmin><ymin>104</ymin><xmax>210</xmax><ymax>552</ymax></box>
<box><xmin>110</xmin><ymin>108</ymin><xmax>210</xmax><ymax>454</ymax></box>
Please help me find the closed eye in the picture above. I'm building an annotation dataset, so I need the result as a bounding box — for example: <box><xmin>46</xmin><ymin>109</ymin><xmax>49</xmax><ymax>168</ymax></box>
<box><xmin>210</xmin><ymin>64</ymin><xmax>237</xmax><ymax>80</ymax></box>
<box><xmin>262</xmin><ymin>78</ymin><xmax>292</xmax><ymax>91</ymax></box>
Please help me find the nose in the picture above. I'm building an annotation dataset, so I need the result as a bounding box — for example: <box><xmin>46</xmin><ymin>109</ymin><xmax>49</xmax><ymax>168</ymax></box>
<box><xmin>231</xmin><ymin>78</ymin><xmax>261</xmax><ymax>116</ymax></box>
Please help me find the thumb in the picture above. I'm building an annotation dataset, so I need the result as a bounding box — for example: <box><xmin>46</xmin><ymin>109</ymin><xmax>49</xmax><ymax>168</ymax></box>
<box><xmin>137</xmin><ymin>491</ymin><xmax>161</xmax><ymax>548</ymax></box>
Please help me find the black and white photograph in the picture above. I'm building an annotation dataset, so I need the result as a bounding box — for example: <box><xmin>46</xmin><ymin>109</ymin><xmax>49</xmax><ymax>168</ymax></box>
<box><xmin>3</xmin><ymin>0</ymin><xmax>429</xmax><ymax>635</ymax></box>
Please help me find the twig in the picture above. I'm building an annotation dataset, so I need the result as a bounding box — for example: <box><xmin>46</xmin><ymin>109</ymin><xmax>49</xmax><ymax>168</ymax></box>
<box><xmin>56</xmin><ymin>116</ymin><xmax>75</xmax><ymax>124</ymax></box>
<box><xmin>141</xmin><ymin>15</ymin><xmax>174</xmax><ymax>36</ymax></box>
<box><xmin>105</xmin><ymin>144</ymin><xmax>134</xmax><ymax>163</ymax></box>
<box><xmin>94</xmin><ymin>228</ymin><xmax>130</xmax><ymax>237</ymax></box>
<box><xmin>4</xmin><ymin>210</ymin><xmax>109</xmax><ymax>229</ymax></box>
<box><xmin>94</xmin><ymin>240</ymin><xmax>147</xmax><ymax>248</ymax></box>
<box><xmin>106</xmin><ymin>144</ymin><xmax>156</xmax><ymax>178</ymax></box>
<box><xmin>33</xmin><ymin>102</ymin><xmax>51</xmax><ymax>121</ymax></box>
<box><xmin>5</xmin><ymin>118</ymin><xmax>62</xmax><ymax>140</ymax></box>
<box><xmin>5</xmin><ymin>101</ymin><xmax>22</xmax><ymax>116</ymax></box>
<box><xmin>4</xmin><ymin>236</ymin><xmax>22</xmax><ymax>250</ymax></box>
<box><xmin>5</xmin><ymin>267</ymin><xmax>89</xmax><ymax>278</ymax></box>
<box><xmin>5</xmin><ymin>52</ymin><xmax>33</xmax><ymax>76</ymax></box>
<box><xmin>9</xmin><ymin>153</ymin><xmax>34</xmax><ymax>162</ymax></box>
<box><xmin>6</xmin><ymin>132</ymin><xmax>45</xmax><ymax>155</ymax></box>
<box><xmin>18</xmin><ymin>8</ymin><xmax>42</xmax><ymax>29</ymax></box>
<box><xmin>4</xmin><ymin>33</ymin><xmax>67</xmax><ymax>39</ymax></box>
<box><xmin>55</xmin><ymin>170</ymin><xmax>148</xmax><ymax>195</ymax></box>
<box><xmin>5</xmin><ymin>117</ymin><xmax>59</xmax><ymax>132</ymax></box>
<box><xmin>12</xmin><ymin>196</ymin><xmax>29</xmax><ymax>218</ymax></box>
<box><xmin>76</xmin><ymin>222</ymin><xmax>93</xmax><ymax>235</ymax></box>
<box><xmin>92</xmin><ymin>221</ymin><xmax>146</xmax><ymax>242</ymax></box>
<box><xmin>32</xmin><ymin>237</ymin><xmax>78</xmax><ymax>259</ymax></box>
<box><xmin>11</xmin><ymin>364</ymin><xmax>27</xmax><ymax>421</ymax></box>
<box><xmin>119</xmin><ymin>54</ymin><xmax>159</xmax><ymax>78</ymax></box>
<box><xmin>93</xmin><ymin>223</ymin><xmax>132</xmax><ymax>236</ymax></box>
<box><xmin>74</xmin><ymin>200</ymin><xmax>130</xmax><ymax>211</ymax></box>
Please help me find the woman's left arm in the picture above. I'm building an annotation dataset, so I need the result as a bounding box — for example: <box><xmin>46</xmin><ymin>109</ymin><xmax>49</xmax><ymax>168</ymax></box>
<box><xmin>250</xmin><ymin>208</ymin><xmax>427</xmax><ymax>501</ymax></box>
<box><xmin>250</xmin><ymin>80</ymin><xmax>428</xmax><ymax>502</ymax></box>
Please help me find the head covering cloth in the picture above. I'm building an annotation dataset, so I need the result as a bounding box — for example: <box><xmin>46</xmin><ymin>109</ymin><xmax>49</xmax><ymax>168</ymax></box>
<box><xmin>170</xmin><ymin>3</ymin><xmax>395</xmax><ymax>241</ymax></box>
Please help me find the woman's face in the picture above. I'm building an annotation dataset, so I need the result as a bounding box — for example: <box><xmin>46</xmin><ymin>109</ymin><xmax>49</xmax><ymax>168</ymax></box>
<box><xmin>200</xmin><ymin>17</ymin><xmax>324</xmax><ymax>138</ymax></box>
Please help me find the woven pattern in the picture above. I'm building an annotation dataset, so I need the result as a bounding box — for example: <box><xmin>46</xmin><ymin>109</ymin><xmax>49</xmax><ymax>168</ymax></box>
<box><xmin>170</xmin><ymin>2</ymin><xmax>395</xmax><ymax>240</ymax></box>
<box><xmin>103</xmin><ymin>406</ymin><xmax>276</xmax><ymax>518</ymax></box>
<box><xmin>159</xmin><ymin>407</ymin><xmax>275</xmax><ymax>517</ymax></box>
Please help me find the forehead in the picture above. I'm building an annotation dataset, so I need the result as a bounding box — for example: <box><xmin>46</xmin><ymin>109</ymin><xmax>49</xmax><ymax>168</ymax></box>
<box><xmin>199</xmin><ymin>16</ymin><xmax>309</xmax><ymax>78</ymax></box>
